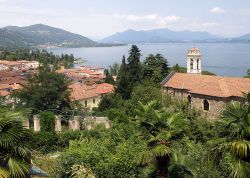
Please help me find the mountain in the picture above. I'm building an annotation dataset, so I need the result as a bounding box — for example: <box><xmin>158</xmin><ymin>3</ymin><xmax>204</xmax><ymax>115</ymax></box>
<box><xmin>231</xmin><ymin>33</ymin><xmax>250</xmax><ymax>42</ymax></box>
<box><xmin>102</xmin><ymin>28</ymin><xmax>223</xmax><ymax>43</ymax></box>
<box><xmin>0</xmin><ymin>24</ymin><xmax>99</xmax><ymax>49</ymax></box>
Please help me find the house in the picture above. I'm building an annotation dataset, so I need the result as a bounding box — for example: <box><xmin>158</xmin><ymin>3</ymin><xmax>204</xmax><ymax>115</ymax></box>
<box><xmin>69</xmin><ymin>82</ymin><xmax>114</xmax><ymax>110</ymax></box>
<box><xmin>0</xmin><ymin>60</ymin><xmax>39</xmax><ymax>71</ymax></box>
<box><xmin>0</xmin><ymin>71</ymin><xmax>31</xmax><ymax>105</ymax></box>
<box><xmin>56</xmin><ymin>67</ymin><xmax>105</xmax><ymax>83</ymax></box>
<box><xmin>81</xmin><ymin>65</ymin><xmax>105</xmax><ymax>75</ymax></box>
<box><xmin>0</xmin><ymin>83</ymin><xmax>22</xmax><ymax>105</ymax></box>
<box><xmin>161</xmin><ymin>47</ymin><xmax>250</xmax><ymax>118</ymax></box>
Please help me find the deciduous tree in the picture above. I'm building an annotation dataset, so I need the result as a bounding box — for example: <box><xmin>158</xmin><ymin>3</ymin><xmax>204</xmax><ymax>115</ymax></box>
<box><xmin>16</xmin><ymin>67</ymin><xmax>72</xmax><ymax>113</ymax></box>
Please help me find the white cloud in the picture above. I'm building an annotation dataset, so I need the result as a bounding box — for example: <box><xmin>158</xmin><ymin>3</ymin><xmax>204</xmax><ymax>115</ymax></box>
<box><xmin>124</xmin><ymin>14</ymin><xmax>157</xmax><ymax>21</ymax></box>
<box><xmin>116</xmin><ymin>14</ymin><xmax>181</xmax><ymax>28</ymax></box>
<box><xmin>210</xmin><ymin>7</ymin><xmax>225</xmax><ymax>13</ymax></box>
<box><xmin>202</xmin><ymin>22</ymin><xmax>218</xmax><ymax>27</ymax></box>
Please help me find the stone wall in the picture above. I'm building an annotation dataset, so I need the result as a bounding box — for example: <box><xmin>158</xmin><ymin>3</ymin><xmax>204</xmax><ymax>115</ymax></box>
<box><xmin>27</xmin><ymin>115</ymin><xmax>111</xmax><ymax>132</ymax></box>
<box><xmin>190</xmin><ymin>94</ymin><xmax>229</xmax><ymax>118</ymax></box>
<box><xmin>69</xmin><ymin>116</ymin><xmax>81</xmax><ymax>131</ymax></box>
<box><xmin>163</xmin><ymin>87</ymin><xmax>241</xmax><ymax>119</ymax></box>
<box><xmin>83</xmin><ymin>116</ymin><xmax>111</xmax><ymax>130</ymax></box>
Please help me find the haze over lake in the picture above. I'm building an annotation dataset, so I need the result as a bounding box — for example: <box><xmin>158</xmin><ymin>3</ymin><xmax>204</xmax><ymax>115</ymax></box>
<box><xmin>49</xmin><ymin>43</ymin><xmax>250</xmax><ymax>77</ymax></box>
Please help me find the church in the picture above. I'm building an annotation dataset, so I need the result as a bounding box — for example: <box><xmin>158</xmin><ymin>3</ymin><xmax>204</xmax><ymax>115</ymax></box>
<box><xmin>161</xmin><ymin>47</ymin><xmax>250</xmax><ymax>118</ymax></box>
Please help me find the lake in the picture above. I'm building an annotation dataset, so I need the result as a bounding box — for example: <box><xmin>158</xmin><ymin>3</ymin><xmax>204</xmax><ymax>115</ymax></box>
<box><xmin>48</xmin><ymin>43</ymin><xmax>250</xmax><ymax>77</ymax></box>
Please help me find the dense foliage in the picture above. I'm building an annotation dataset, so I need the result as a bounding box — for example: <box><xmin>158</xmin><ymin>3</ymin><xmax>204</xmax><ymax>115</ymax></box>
<box><xmin>0</xmin><ymin>107</ymin><xmax>31</xmax><ymax>178</ymax></box>
<box><xmin>15</xmin><ymin>66</ymin><xmax>72</xmax><ymax>114</ymax></box>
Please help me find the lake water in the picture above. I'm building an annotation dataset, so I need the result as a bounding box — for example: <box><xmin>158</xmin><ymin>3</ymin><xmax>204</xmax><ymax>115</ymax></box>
<box><xmin>48</xmin><ymin>43</ymin><xmax>250</xmax><ymax>77</ymax></box>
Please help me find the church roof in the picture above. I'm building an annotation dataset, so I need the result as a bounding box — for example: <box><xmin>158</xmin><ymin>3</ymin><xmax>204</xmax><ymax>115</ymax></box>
<box><xmin>161</xmin><ymin>72</ymin><xmax>250</xmax><ymax>98</ymax></box>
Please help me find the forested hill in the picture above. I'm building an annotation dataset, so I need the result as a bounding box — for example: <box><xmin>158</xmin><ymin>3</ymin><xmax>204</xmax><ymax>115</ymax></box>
<box><xmin>101</xmin><ymin>28</ymin><xmax>223</xmax><ymax>43</ymax></box>
<box><xmin>0</xmin><ymin>24</ymin><xmax>101</xmax><ymax>49</ymax></box>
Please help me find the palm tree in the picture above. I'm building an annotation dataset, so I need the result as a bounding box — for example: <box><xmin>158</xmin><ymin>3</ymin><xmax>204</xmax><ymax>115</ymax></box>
<box><xmin>220</xmin><ymin>101</ymin><xmax>250</xmax><ymax>178</ymax></box>
<box><xmin>0</xmin><ymin>107</ymin><xmax>31</xmax><ymax>178</ymax></box>
<box><xmin>136</xmin><ymin>101</ymin><xmax>189</xmax><ymax>178</ymax></box>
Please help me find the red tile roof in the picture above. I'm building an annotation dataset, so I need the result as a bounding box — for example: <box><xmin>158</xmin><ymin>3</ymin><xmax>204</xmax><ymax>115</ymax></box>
<box><xmin>162</xmin><ymin>72</ymin><xmax>250</xmax><ymax>98</ymax></box>
<box><xmin>56</xmin><ymin>68</ymin><xmax>105</xmax><ymax>79</ymax></box>
<box><xmin>0</xmin><ymin>84</ymin><xmax>10</xmax><ymax>90</ymax></box>
<box><xmin>0</xmin><ymin>90</ymin><xmax>10</xmax><ymax>97</ymax></box>
<box><xmin>69</xmin><ymin>82</ymin><xmax>114</xmax><ymax>100</ymax></box>
<box><xmin>0</xmin><ymin>83</ymin><xmax>22</xmax><ymax>90</ymax></box>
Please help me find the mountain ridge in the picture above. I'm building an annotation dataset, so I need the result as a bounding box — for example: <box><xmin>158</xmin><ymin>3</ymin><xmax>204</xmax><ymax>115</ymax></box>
<box><xmin>101</xmin><ymin>28</ymin><xmax>249</xmax><ymax>43</ymax></box>
<box><xmin>0</xmin><ymin>24</ymin><xmax>102</xmax><ymax>49</ymax></box>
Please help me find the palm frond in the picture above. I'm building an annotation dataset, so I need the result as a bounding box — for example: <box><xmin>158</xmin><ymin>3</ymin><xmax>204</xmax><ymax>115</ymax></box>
<box><xmin>151</xmin><ymin>144</ymin><xmax>172</xmax><ymax>157</ymax></box>
<box><xmin>8</xmin><ymin>158</ymin><xmax>30</xmax><ymax>178</ymax></box>
<box><xmin>229</xmin><ymin>140</ymin><xmax>250</xmax><ymax>159</ymax></box>
<box><xmin>137</xmin><ymin>151</ymin><xmax>154</xmax><ymax>165</ymax></box>
<box><xmin>0</xmin><ymin>168</ymin><xmax>10</xmax><ymax>178</ymax></box>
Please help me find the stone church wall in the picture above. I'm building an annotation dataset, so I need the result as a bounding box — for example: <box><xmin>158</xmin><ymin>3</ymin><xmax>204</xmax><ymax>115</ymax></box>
<box><xmin>190</xmin><ymin>94</ymin><xmax>229</xmax><ymax>118</ymax></box>
<box><xmin>163</xmin><ymin>87</ymin><xmax>239</xmax><ymax>119</ymax></box>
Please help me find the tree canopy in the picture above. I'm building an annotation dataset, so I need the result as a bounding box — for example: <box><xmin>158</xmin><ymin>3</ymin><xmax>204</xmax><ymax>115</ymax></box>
<box><xmin>143</xmin><ymin>53</ymin><xmax>169</xmax><ymax>83</ymax></box>
<box><xmin>16</xmin><ymin>67</ymin><xmax>72</xmax><ymax>114</ymax></box>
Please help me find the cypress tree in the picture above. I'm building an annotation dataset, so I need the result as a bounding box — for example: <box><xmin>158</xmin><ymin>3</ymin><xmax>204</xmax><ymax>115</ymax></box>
<box><xmin>116</xmin><ymin>55</ymin><xmax>130</xmax><ymax>99</ymax></box>
<box><xmin>104</xmin><ymin>69</ymin><xmax>115</xmax><ymax>84</ymax></box>
<box><xmin>127</xmin><ymin>45</ymin><xmax>142</xmax><ymax>85</ymax></box>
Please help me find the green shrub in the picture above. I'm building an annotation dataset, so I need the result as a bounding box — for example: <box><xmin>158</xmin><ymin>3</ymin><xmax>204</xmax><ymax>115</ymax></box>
<box><xmin>40</xmin><ymin>111</ymin><xmax>55</xmax><ymax>132</ymax></box>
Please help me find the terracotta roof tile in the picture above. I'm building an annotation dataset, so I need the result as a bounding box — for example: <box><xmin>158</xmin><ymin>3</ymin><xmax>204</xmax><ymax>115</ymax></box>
<box><xmin>162</xmin><ymin>72</ymin><xmax>250</xmax><ymax>98</ymax></box>
<box><xmin>0</xmin><ymin>90</ymin><xmax>10</xmax><ymax>97</ymax></box>
<box><xmin>69</xmin><ymin>82</ymin><xmax>114</xmax><ymax>100</ymax></box>
<box><xmin>0</xmin><ymin>84</ymin><xmax>10</xmax><ymax>90</ymax></box>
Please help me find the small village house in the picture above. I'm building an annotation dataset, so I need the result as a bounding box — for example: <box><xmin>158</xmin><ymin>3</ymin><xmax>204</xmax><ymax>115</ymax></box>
<box><xmin>69</xmin><ymin>82</ymin><xmax>114</xmax><ymax>110</ymax></box>
<box><xmin>56</xmin><ymin>67</ymin><xmax>105</xmax><ymax>83</ymax></box>
<box><xmin>81</xmin><ymin>65</ymin><xmax>105</xmax><ymax>75</ymax></box>
<box><xmin>0</xmin><ymin>60</ymin><xmax>39</xmax><ymax>71</ymax></box>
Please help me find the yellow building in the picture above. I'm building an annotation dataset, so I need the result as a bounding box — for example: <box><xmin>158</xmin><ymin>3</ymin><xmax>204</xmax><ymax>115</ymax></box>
<box><xmin>69</xmin><ymin>82</ymin><xmax>114</xmax><ymax>110</ymax></box>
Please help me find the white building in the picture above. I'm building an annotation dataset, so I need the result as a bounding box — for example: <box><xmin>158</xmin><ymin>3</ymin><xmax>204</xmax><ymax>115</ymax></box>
<box><xmin>187</xmin><ymin>48</ymin><xmax>202</xmax><ymax>74</ymax></box>
<box><xmin>0</xmin><ymin>60</ymin><xmax>39</xmax><ymax>71</ymax></box>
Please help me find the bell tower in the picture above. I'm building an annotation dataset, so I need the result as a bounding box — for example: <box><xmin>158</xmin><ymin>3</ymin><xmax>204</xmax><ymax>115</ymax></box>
<box><xmin>187</xmin><ymin>47</ymin><xmax>202</xmax><ymax>74</ymax></box>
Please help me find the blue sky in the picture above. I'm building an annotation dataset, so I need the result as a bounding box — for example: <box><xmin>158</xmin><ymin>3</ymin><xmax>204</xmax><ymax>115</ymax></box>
<box><xmin>0</xmin><ymin>0</ymin><xmax>250</xmax><ymax>39</ymax></box>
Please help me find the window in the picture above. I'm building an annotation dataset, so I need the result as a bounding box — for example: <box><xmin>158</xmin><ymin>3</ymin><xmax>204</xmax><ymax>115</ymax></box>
<box><xmin>93</xmin><ymin>98</ymin><xmax>96</xmax><ymax>104</ymax></box>
<box><xmin>197</xmin><ymin>59</ymin><xmax>199</xmax><ymax>70</ymax></box>
<box><xmin>85</xmin><ymin>100</ymin><xmax>87</xmax><ymax>107</ymax></box>
<box><xmin>203</xmin><ymin>100</ymin><xmax>209</xmax><ymax>111</ymax></box>
<box><xmin>187</xmin><ymin>95</ymin><xmax>191</xmax><ymax>106</ymax></box>
<box><xmin>190</xmin><ymin>59</ymin><xmax>194</xmax><ymax>70</ymax></box>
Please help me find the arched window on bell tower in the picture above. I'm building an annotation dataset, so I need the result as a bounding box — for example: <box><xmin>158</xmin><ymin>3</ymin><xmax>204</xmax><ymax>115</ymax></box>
<box><xmin>190</xmin><ymin>59</ymin><xmax>194</xmax><ymax>70</ymax></box>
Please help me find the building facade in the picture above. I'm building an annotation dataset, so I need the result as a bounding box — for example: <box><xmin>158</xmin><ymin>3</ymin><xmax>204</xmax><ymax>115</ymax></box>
<box><xmin>69</xmin><ymin>82</ymin><xmax>114</xmax><ymax>110</ymax></box>
<box><xmin>0</xmin><ymin>60</ymin><xmax>39</xmax><ymax>71</ymax></box>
